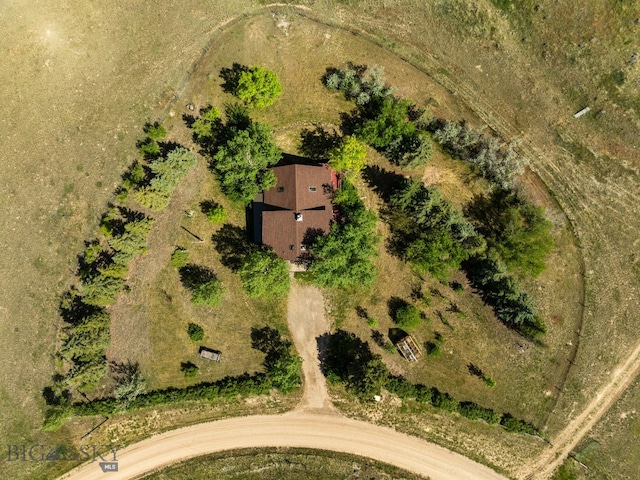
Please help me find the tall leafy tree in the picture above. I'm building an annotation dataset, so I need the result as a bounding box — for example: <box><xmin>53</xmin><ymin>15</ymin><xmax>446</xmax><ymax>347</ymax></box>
<box><xmin>235</xmin><ymin>66</ymin><xmax>283</xmax><ymax>108</ymax></box>
<box><xmin>239</xmin><ymin>249</ymin><xmax>290</xmax><ymax>299</ymax></box>
<box><xmin>328</xmin><ymin>135</ymin><xmax>367</xmax><ymax>179</ymax></box>
<box><xmin>466</xmin><ymin>189</ymin><xmax>553</xmax><ymax>277</ymax></box>
<box><xmin>308</xmin><ymin>181</ymin><xmax>379</xmax><ymax>288</ymax></box>
<box><xmin>212</xmin><ymin>118</ymin><xmax>281</xmax><ymax>203</ymax></box>
<box><xmin>322</xmin><ymin>330</ymin><xmax>389</xmax><ymax>401</ymax></box>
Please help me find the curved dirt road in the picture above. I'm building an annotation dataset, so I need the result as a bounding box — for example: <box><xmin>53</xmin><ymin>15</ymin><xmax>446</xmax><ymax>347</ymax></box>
<box><xmin>58</xmin><ymin>412</ymin><xmax>507</xmax><ymax>480</ymax></box>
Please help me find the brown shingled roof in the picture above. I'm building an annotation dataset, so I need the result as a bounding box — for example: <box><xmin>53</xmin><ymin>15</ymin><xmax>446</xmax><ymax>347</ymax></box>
<box><xmin>257</xmin><ymin>164</ymin><xmax>335</xmax><ymax>262</ymax></box>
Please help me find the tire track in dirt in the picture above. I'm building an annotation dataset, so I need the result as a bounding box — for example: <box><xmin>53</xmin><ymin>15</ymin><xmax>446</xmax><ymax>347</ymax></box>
<box><xmin>521</xmin><ymin>340</ymin><xmax>640</xmax><ymax>479</ymax></box>
<box><xmin>286</xmin><ymin>280</ymin><xmax>338</xmax><ymax>414</ymax></box>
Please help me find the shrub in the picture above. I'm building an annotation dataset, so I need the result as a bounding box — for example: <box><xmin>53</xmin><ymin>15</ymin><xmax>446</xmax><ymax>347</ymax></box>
<box><xmin>171</xmin><ymin>248</ymin><xmax>189</xmax><ymax>268</ymax></box>
<box><xmin>459</xmin><ymin>401</ymin><xmax>501</xmax><ymax>424</ymax></box>
<box><xmin>112</xmin><ymin>363</ymin><xmax>147</xmax><ymax>409</ymax></box>
<box><xmin>191</xmin><ymin>105</ymin><xmax>221</xmax><ymax>142</ymax></box>
<box><xmin>386</xmin><ymin>375</ymin><xmax>418</xmax><ymax>399</ymax></box>
<box><xmin>191</xmin><ymin>278</ymin><xmax>223</xmax><ymax>306</ymax></box>
<box><xmin>187</xmin><ymin>323</ymin><xmax>204</xmax><ymax>342</ymax></box>
<box><xmin>500</xmin><ymin>413</ymin><xmax>538</xmax><ymax>435</ymax></box>
<box><xmin>42</xmin><ymin>406</ymin><xmax>73</xmax><ymax>432</ymax></box>
<box><xmin>483</xmin><ymin>376</ymin><xmax>497</xmax><ymax>388</ymax></box>
<box><xmin>431</xmin><ymin>388</ymin><xmax>459</xmax><ymax>412</ymax></box>
<box><xmin>394</xmin><ymin>305</ymin><xmax>422</xmax><ymax>331</ymax></box>
<box><xmin>323</xmin><ymin>64</ymin><xmax>394</xmax><ymax>103</ymax></box>
<box><xmin>367</xmin><ymin>317</ymin><xmax>378</xmax><ymax>327</ymax></box>
<box><xmin>425</xmin><ymin>342</ymin><xmax>442</xmax><ymax>358</ymax></box>
<box><xmin>201</xmin><ymin>200</ymin><xmax>227</xmax><ymax>224</ymax></box>
<box><xmin>179</xmin><ymin>265</ymin><xmax>224</xmax><ymax>306</ymax></box>
<box><xmin>382</xmin><ymin>342</ymin><xmax>397</xmax><ymax>354</ymax></box>
<box><xmin>145</xmin><ymin>122</ymin><xmax>167</xmax><ymax>140</ymax></box>
<box><xmin>181</xmin><ymin>362</ymin><xmax>199</xmax><ymax>378</ymax></box>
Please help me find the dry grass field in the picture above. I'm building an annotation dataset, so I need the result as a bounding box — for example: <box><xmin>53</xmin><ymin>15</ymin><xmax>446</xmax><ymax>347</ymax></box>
<box><xmin>569</xmin><ymin>376</ymin><xmax>640</xmax><ymax>480</ymax></box>
<box><xmin>1</xmin><ymin>1</ymin><xmax>639</xmax><ymax>479</ymax></box>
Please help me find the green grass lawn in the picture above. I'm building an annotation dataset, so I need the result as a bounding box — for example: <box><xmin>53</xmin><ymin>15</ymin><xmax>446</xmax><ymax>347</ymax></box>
<box><xmin>142</xmin><ymin>448</ymin><xmax>426</xmax><ymax>480</ymax></box>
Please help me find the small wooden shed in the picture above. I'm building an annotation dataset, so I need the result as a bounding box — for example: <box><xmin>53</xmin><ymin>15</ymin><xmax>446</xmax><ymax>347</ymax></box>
<box><xmin>395</xmin><ymin>335</ymin><xmax>422</xmax><ymax>362</ymax></box>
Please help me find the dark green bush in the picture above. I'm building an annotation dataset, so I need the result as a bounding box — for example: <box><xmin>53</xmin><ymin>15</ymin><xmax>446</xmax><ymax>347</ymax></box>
<box><xmin>394</xmin><ymin>305</ymin><xmax>422</xmax><ymax>331</ymax></box>
<box><xmin>187</xmin><ymin>323</ymin><xmax>204</xmax><ymax>342</ymax></box>
<box><xmin>181</xmin><ymin>362</ymin><xmax>199</xmax><ymax>378</ymax></box>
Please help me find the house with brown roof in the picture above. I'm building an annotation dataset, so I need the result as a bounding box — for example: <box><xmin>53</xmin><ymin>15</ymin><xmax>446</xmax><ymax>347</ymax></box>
<box><xmin>252</xmin><ymin>163</ymin><xmax>338</xmax><ymax>261</ymax></box>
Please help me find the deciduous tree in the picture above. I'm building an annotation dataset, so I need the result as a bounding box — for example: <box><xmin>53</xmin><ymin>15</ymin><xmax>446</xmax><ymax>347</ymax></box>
<box><xmin>328</xmin><ymin>135</ymin><xmax>367</xmax><ymax>178</ymax></box>
<box><xmin>239</xmin><ymin>249</ymin><xmax>290</xmax><ymax>299</ymax></box>
<box><xmin>235</xmin><ymin>66</ymin><xmax>283</xmax><ymax>108</ymax></box>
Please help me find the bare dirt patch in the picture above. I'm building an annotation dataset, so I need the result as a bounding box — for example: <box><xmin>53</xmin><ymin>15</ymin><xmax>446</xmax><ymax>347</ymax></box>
<box><xmin>287</xmin><ymin>281</ymin><xmax>338</xmax><ymax>414</ymax></box>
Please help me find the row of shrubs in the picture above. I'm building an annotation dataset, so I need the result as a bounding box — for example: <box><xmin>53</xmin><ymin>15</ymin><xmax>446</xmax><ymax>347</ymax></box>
<box><xmin>324</xmin><ymin>63</ymin><xmax>433</xmax><ymax>170</ymax></box>
<box><xmin>56</xmin><ymin>125</ymin><xmax>199</xmax><ymax>394</ymax></box>
<box><xmin>385</xmin><ymin>375</ymin><xmax>538</xmax><ymax>435</ymax></box>
<box><xmin>44</xmin><ymin>326</ymin><xmax>301</xmax><ymax>430</ymax></box>
<box><xmin>324</xmin><ymin>63</ymin><xmax>529</xmax><ymax>190</ymax></box>
<box><xmin>61</xmin><ymin>207</ymin><xmax>156</xmax><ymax>392</ymax></box>
<box><xmin>323</xmin><ymin>330</ymin><xmax>537</xmax><ymax>436</ymax></box>
<box><xmin>429</xmin><ymin>119</ymin><xmax>527</xmax><ymax>191</ymax></box>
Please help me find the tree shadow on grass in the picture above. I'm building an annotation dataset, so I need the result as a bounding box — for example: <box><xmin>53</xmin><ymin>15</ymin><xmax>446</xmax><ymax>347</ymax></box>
<box><xmin>387</xmin><ymin>296</ymin><xmax>410</xmax><ymax>320</ymax></box>
<box><xmin>219</xmin><ymin>63</ymin><xmax>250</xmax><ymax>95</ymax></box>
<box><xmin>58</xmin><ymin>293</ymin><xmax>102</xmax><ymax>326</ymax></box>
<box><xmin>371</xmin><ymin>330</ymin><xmax>386</xmax><ymax>347</ymax></box>
<box><xmin>211</xmin><ymin>223</ymin><xmax>252</xmax><ymax>272</ymax></box>
<box><xmin>388</xmin><ymin>327</ymin><xmax>408</xmax><ymax>344</ymax></box>
<box><xmin>42</xmin><ymin>374</ymin><xmax>71</xmax><ymax>406</ymax></box>
<box><xmin>361</xmin><ymin>165</ymin><xmax>408</xmax><ymax>204</ymax></box>
<box><xmin>299</xmin><ymin>126</ymin><xmax>342</xmax><ymax>160</ymax></box>
<box><xmin>178</xmin><ymin>264</ymin><xmax>217</xmax><ymax>291</ymax></box>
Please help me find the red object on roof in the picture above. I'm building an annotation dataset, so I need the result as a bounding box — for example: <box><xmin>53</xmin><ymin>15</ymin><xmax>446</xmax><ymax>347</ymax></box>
<box><xmin>255</xmin><ymin>164</ymin><xmax>335</xmax><ymax>261</ymax></box>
